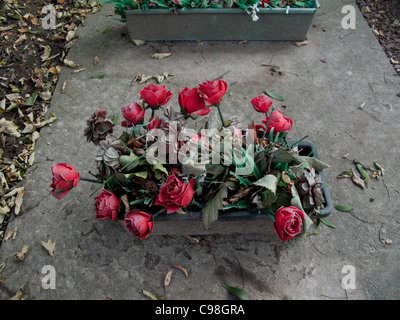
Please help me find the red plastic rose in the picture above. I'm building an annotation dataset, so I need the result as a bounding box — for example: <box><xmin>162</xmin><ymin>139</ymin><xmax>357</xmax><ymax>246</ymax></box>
<box><xmin>121</xmin><ymin>102</ymin><xmax>145</xmax><ymax>126</ymax></box>
<box><xmin>154</xmin><ymin>175</ymin><xmax>195</xmax><ymax>214</ymax></box>
<box><xmin>198</xmin><ymin>79</ymin><xmax>228</xmax><ymax>105</ymax></box>
<box><xmin>50</xmin><ymin>163</ymin><xmax>80</xmax><ymax>199</ymax></box>
<box><xmin>262</xmin><ymin>110</ymin><xmax>293</xmax><ymax>133</ymax></box>
<box><xmin>273</xmin><ymin>206</ymin><xmax>305</xmax><ymax>242</ymax></box>
<box><xmin>251</xmin><ymin>93</ymin><xmax>273</xmax><ymax>113</ymax></box>
<box><xmin>140</xmin><ymin>83</ymin><xmax>173</xmax><ymax>108</ymax></box>
<box><xmin>147</xmin><ymin>116</ymin><xmax>162</xmax><ymax>130</ymax></box>
<box><xmin>124</xmin><ymin>210</ymin><xmax>154</xmax><ymax>240</ymax></box>
<box><xmin>178</xmin><ymin>87</ymin><xmax>211</xmax><ymax>116</ymax></box>
<box><xmin>94</xmin><ymin>190</ymin><xmax>119</xmax><ymax>221</ymax></box>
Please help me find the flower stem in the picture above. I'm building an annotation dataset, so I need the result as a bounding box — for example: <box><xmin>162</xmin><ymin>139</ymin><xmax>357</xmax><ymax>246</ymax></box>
<box><xmin>80</xmin><ymin>177</ymin><xmax>103</xmax><ymax>184</ymax></box>
<box><xmin>261</xmin><ymin>106</ymin><xmax>275</xmax><ymax>141</ymax></box>
<box><xmin>216</xmin><ymin>103</ymin><xmax>226</xmax><ymax>128</ymax></box>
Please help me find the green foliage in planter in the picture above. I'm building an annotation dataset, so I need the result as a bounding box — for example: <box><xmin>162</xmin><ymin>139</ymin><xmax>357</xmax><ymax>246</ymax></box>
<box><xmin>101</xmin><ymin>0</ymin><xmax>316</xmax><ymax>21</ymax></box>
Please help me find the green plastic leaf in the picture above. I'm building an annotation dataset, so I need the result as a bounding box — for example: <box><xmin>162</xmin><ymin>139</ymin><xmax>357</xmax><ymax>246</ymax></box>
<box><xmin>222</xmin><ymin>284</ymin><xmax>250</xmax><ymax>300</ymax></box>
<box><xmin>335</xmin><ymin>205</ymin><xmax>354</xmax><ymax>212</ymax></box>
<box><xmin>133</xmin><ymin>171</ymin><xmax>148</xmax><ymax>179</ymax></box>
<box><xmin>319</xmin><ymin>217</ymin><xmax>336</xmax><ymax>229</ymax></box>
<box><xmin>356</xmin><ymin>164</ymin><xmax>370</xmax><ymax>188</ymax></box>
<box><xmin>223</xmin><ymin>199</ymin><xmax>249</xmax><ymax>210</ymax></box>
<box><xmin>253</xmin><ymin>173</ymin><xmax>280</xmax><ymax>194</ymax></box>
<box><xmin>88</xmin><ymin>72</ymin><xmax>104</xmax><ymax>79</ymax></box>
<box><xmin>119</xmin><ymin>152</ymin><xmax>140</xmax><ymax>172</ymax></box>
<box><xmin>292</xmin><ymin>155</ymin><xmax>330</xmax><ymax>171</ymax></box>
<box><xmin>153</xmin><ymin>162</ymin><xmax>168</xmax><ymax>180</ymax></box>
<box><xmin>265</xmin><ymin>90</ymin><xmax>285</xmax><ymax>101</ymax></box>
<box><xmin>261</xmin><ymin>189</ymin><xmax>277</xmax><ymax>209</ymax></box>
<box><xmin>229</xmin><ymin>171</ymin><xmax>251</xmax><ymax>186</ymax></box>
<box><xmin>202</xmin><ymin>184</ymin><xmax>227</xmax><ymax>229</ymax></box>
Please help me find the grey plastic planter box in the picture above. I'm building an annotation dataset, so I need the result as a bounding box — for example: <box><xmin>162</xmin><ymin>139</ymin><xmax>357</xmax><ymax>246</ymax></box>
<box><xmin>145</xmin><ymin>141</ymin><xmax>332</xmax><ymax>236</ymax></box>
<box><xmin>125</xmin><ymin>1</ymin><xmax>320</xmax><ymax>41</ymax></box>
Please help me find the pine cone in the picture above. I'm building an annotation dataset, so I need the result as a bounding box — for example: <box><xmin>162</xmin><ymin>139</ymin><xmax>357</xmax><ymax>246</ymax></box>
<box><xmin>293</xmin><ymin>167</ymin><xmax>325</xmax><ymax>213</ymax></box>
<box><xmin>84</xmin><ymin>109</ymin><xmax>114</xmax><ymax>145</ymax></box>
<box><xmin>96</xmin><ymin>139</ymin><xmax>124</xmax><ymax>176</ymax></box>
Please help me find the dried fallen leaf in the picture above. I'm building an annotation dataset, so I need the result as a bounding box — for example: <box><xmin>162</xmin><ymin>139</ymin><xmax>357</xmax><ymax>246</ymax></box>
<box><xmin>93</xmin><ymin>55</ymin><xmax>99</xmax><ymax>65</ymax></box>
<box><xmin>295</xmin><ymin>40</ymin><xmax>309</xmax><ymax>47</ymax></box>
<box><xmin>173</xmin><ymin>264</ymin><xmax>189</xmax><ymax>279</ymax></box>
<box><xmin>140</xmin><ymin>289</ymin><xmax>164</xmax><ymax>300</ymax></box>
<box><xmin>164</xmin><ymin>270</ymin><xmax>173</xmax><ymax>287</ymax></box>
<box><xmin>14</xmin><ymin>34</ymin><xmax>27</xmax><ymax>46</ymax></box>
<box><xmin>72</xmin><ymin>68</ymin><xmax>85</xmax><ymax>74</ymax></box>
<box><xmin>62</xmin><ymin>81</ymin><xmax>67</xmax><ymax>93</ymax></box>
<box><xmin>152</xmin><ymin>53</ymin><xmax>171</xmax><ymax>59</ymax></box>
<box><xmin>64</xmin><ymin>58</ymin><xmax>79</xmax><ymax>68</ymax></box>
<box><xmin>350</xmin><ymin>168</ymin><xmax>365</xmax><ymax>189</ymax></box>
<box><xmin>9</xmin><ymin>288</ymin><xmax>23</xmax><ymax>300</ymax></box>
<box><xmin>13</xmin><ymin>189</ymin><xmax>24</xmax><ymax>215</ymax></box>
<box><xmin>12</xmin><ymin>245</ymin><xmax>29</xmax><ymax>261</ymax></box>
<box><xmin>41</xmin><ymin>239</ymin><xmax>55</xmax><ymax>256</ymax></box>
<box><xmin>0</xmin><ymin>118</ymin><xmax>21</xmax><ymax>138</ymax></box>
<box><xmin>40</xmin><ymin>45</ymin><xmax>51</xmax><ymax>62</ymax></box>
<box><xmin>5</xmin><ymin>228</ymin><xmax>13</xmax><ymax>241</ymax></box>
<box><xmin>132</xmin><ymin>39</ymin><xmax>145</xmax><ymax>46</ymax></box>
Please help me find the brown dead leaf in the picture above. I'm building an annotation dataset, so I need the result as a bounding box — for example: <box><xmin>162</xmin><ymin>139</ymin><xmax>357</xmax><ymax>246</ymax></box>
<box><xmin>173</xmin><ymin>264</ymin><xmax>189</xmax><ymax>279</ymax></box>
<box><xmin>41</xmin><ymin>239</ymin><xmax>55</xmax><ymax>256</ymax></box>
<box><xmin>152</xmin><ymin>53</ymin><xmax>171</xmax><ymax>59</ymax></box>
<box><xmin>350</xmin><ymin>169</ymin><xmax>365</xmax><ymax>189</ymax></box>
<box><xmin>295</xmin><ymin>40</ymin><xmax>309</xmax><ymax>47</ymax></box>
<box><xmin>64</xmin><ymin>58</ymin><xmax>79</xmax><ymax>68</ymax></box>
<box><xmin>5</xmin><ymin>228</ymin><xmax>13</xmax><ymax>241</ymax></box>
<box><xmin>14</xmin><ymin>34</ymin><xmax>27</xmax><ymax>46</ymax></box>
<box><xmin>164</xmin><ymin>270</ymin><xmax>173</xmax><ymax>287</ymax></box>
<box><xmin>12</xmin><ymin>245</ymin><xmax>29</xmax><ymax>261</ymax></box>
<box><xmin>9</xmin><ymin>288</ymin><xmax>24</xmax><ymax>300</ymax></box>
<box><xmin>13</xmin><ymin>188</ymin><xmax>24</xmax><ymax>215</ymax></box>
<box><xmin>61</xmin><ymin>81</ymin><xmax>67</xmax><ymax>94</ymax></box>
<box><xmin>93</xmin><ymin>56</ymin><xmax>99</xmax><ymax>65</ymax></box>
<box><xmin>120</xmin><ymin>194</ymin><xmax>130</xmax><ymax>213</ymax></box>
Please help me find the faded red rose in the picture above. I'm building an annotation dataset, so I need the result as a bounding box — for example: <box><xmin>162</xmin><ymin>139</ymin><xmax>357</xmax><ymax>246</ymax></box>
<box><xmin>178</xmin><ymin>87</ymin><xmax>211</xmax><ymax>116</ymax></box>
<box><xmin>198</xmin><ymin>79</ymin><xmax>228</xmax><ymax>105</ymax></box>
<box><xmin>147</xmin><ymin>116</ymin><xmax>162</xmax><ymax>130</ymax></box>
<box><xmin>251</xmin><ymin>93</ymin><xmax>273</xmax><ymax>113</ymax></box>
<box><xmin>140</xmin><ymin>83</ymin><xmax>173</xmax><ymax>108</ymax></box>
<box><xmin>124</xmin><ymin>210</ymin><xmax>154</xmax><ymax>239</ymax></box>
<box><xmin>94</xmin><ymin>190</ymin><xmax>119</xmax><ymax>221</ymax></box>
<box><xmin>121</xmin><ymin>102</ymin><xmax>145</xmax><ymax>126</ymax></box>
<box><xmin>50</xmin><ymin>163</ymin><xmax>80</xmax><ymax>199</ymax></box>
<box><xmin>273</xmin><ymin>206</ymin><xmax>305</xmax><ymax>242</ymax></box>
<box><xmin>154</xmin><ymin>175</ymin><xmax>195</xmax><ymax>214</ymax></box>
<box><xmin>262</xmin><ymin>110</ymin><xmax>293</xmax><ymax>133</ymax></box>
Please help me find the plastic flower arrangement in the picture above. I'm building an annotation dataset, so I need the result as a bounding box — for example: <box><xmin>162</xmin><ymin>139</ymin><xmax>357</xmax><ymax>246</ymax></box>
<box><xmin>50</xmin><ymin>79</ymin><xmax>331</xmax><ymax>241</ymax></box>
<box><xmin>102</xmin><ymin>0</ymin><xmax>316</xmax><ymax>21</ymax></box>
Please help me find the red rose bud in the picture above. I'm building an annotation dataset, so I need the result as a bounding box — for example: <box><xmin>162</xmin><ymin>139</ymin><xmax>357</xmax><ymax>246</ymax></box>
<box><xmin>273</xmin><ymin>206</ymin><xmax>305</xmax><ymax>242</ymax></box>
<box><xmin>147</xmin><ymin>116</ymin><xmax>162</xmax><ymax>130</ymax></box>
<box><xmin>262</xmin><ymin>110</ymin><xmax>293</xmax><ymax>133</ymax></box>
<box><xmin>198</xmin><ymin>79</ymin><xmax>228</xmax><ymax>105</ymax></box>
<box><xmin>251</xmin><ymin>93</ymin><xmax>273</xmax><ymax>113</ymax></box>
<box><xmin>121</xmin><ymin>102</ymin><xmax>145</xmax><ymax>125</ymax></box>
<box><xmin>178</xmin><ymin>87</ymin><xmax>211</xmax><ymax>116</ymax></box>
<box><xmin>94</xmin><ymin>190</ymin><xmax>119</xmax><ymax>221</ymax></box>
<box><xmin>140</xmin><ymin>83</ymin><xmax>173</xmax><ymax>108</ymax></box>
<box><xmin>154</xmin><ymin>175</ymin><xmax>195</xmax><ymax>214</ymax></box>
<box><xmin>124</xmin><ymin>210</ymin><xmax>154</xmax><ymax>240</ymax></box>
<box><xmin>50</xmin><ymin>163</ymin><xmax>80</xmax><ymax>199</ymax></box>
